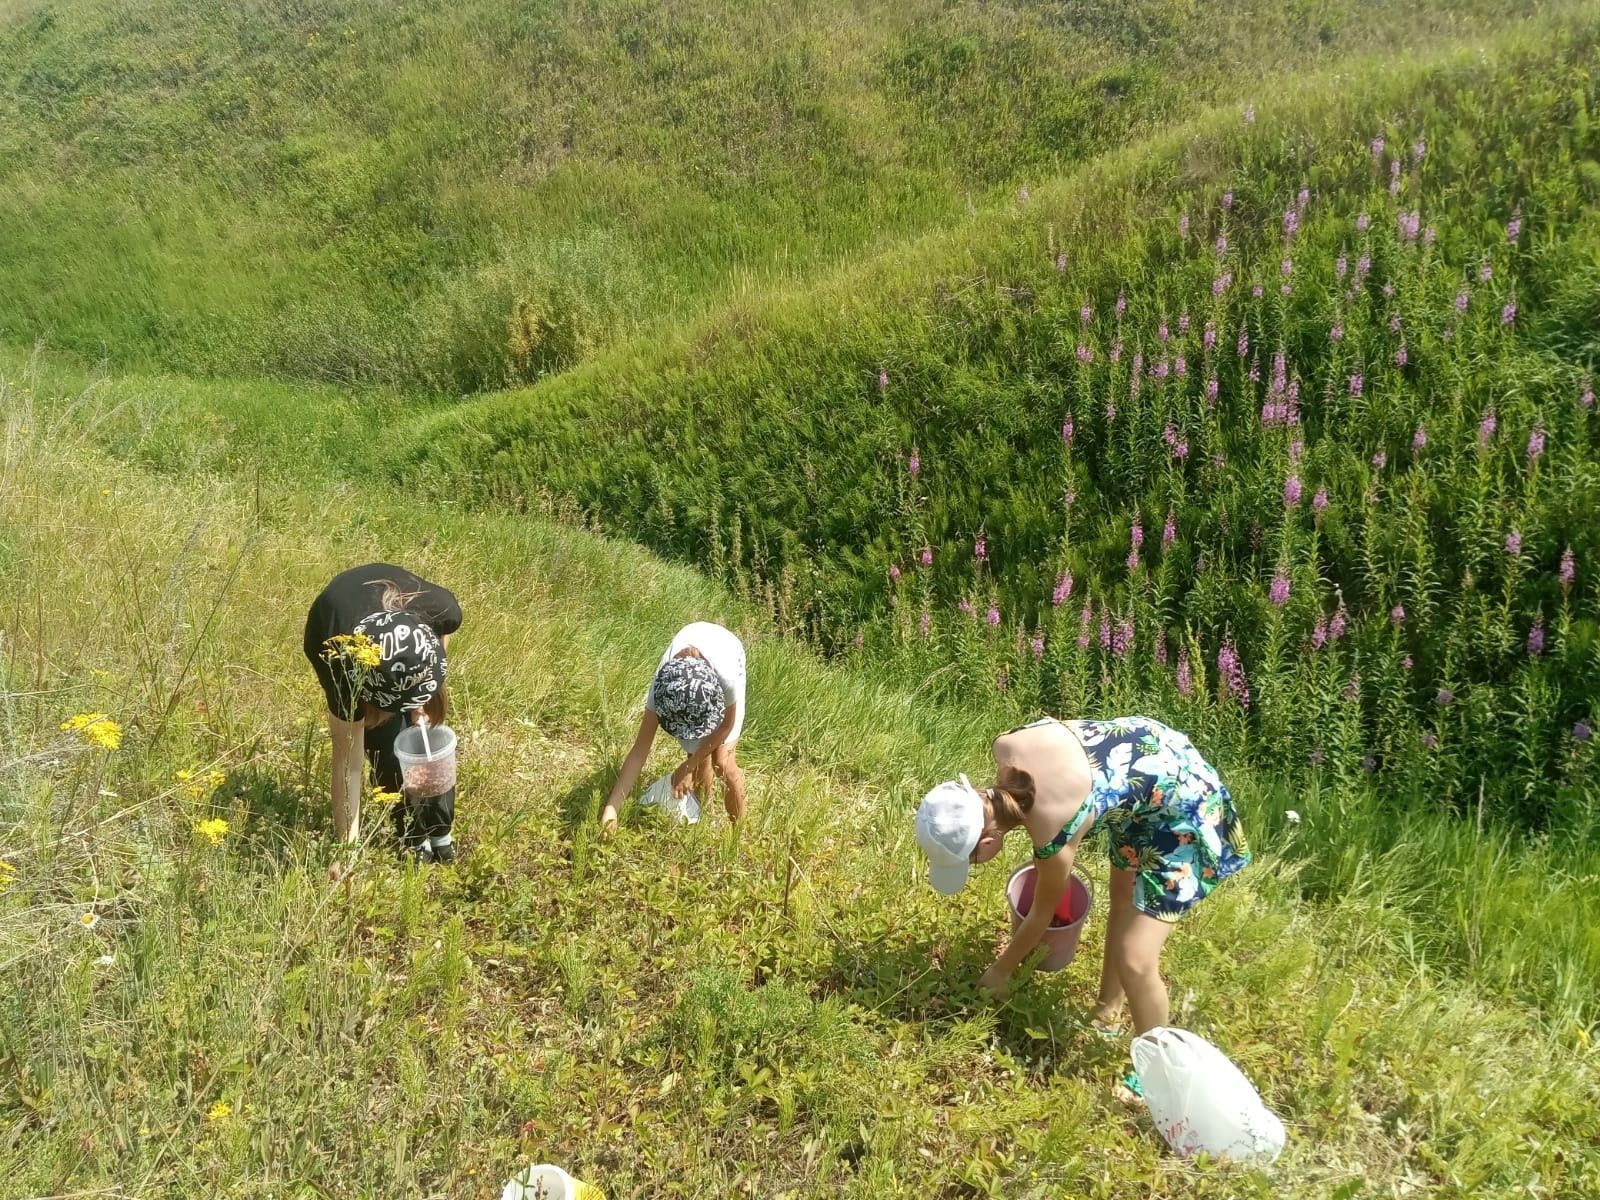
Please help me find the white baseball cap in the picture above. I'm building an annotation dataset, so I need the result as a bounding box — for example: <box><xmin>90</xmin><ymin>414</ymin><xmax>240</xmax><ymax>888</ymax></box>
<box><xmin>915</xmin><ymin>774</ymin><xmax>986</xmax><ymax>894</ymax></box>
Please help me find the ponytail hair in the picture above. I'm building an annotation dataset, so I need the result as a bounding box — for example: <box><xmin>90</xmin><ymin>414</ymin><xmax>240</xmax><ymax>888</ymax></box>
<box><xmin>367</xmin><ymin>577</ymin><xmax>424</xmax><ymax>614</ymax></box>
<box><xmin>987</xmin><ymin>767</ymin><xmax>1036</xmax><ymax>830</ymax></box>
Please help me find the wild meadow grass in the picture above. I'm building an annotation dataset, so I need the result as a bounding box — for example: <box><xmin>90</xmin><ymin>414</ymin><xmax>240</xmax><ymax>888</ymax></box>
<box><xmin>2</xmin><ymin>374</ymin><xmax>1598</xmax><ymax>1198</ymax></box>
<box><xmin>0</xmin><ymin>0</ymin><xmax>1566</xmax><ymax>390</ymax></box>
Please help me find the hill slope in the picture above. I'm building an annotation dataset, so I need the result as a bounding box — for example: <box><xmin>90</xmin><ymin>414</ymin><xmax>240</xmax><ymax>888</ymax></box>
<box><xmin>0</xmin><ymin>0</ymin><xmax>1563</xmax><ymax>389</ymax></box>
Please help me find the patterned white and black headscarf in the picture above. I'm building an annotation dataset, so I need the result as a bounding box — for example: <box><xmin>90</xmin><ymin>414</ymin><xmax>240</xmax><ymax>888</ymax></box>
<box><xmin>650</xmin><ymin>656</ymin><xmax>724</xmax><ymax>741</ymax></box>
<box><xmin>350</xmin><ymin>610</ymin><xmax>447</xmax><ymax>712</ymax></box>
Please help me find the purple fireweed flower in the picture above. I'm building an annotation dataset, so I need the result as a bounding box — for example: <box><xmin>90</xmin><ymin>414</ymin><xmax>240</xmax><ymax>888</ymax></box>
<box><xmin>1245</xmin><ymin>105</ymin><xmax>1256</xmax><ymax>124</ymax></box>
<box><xmin>1081</xmin><ymin>304</ymin><xmax>1093</xmax><ymax>325</ymax></box>
<box><xmin>1055</xmin><ymin>252</ymin><xmax>1067</xmax><ymax>273</ymax></box>
<box><xmin>1350</xmin><ymin>373</ymin><xmax>1364</xmax><ymax>397</ymax></box>
<box><xmin>1237</xmin><ymin>326</ymin><xmax>1249</xmax><ymax>358</ymax></box>
<box><xmin>1383</xmin><ymin>281</ymin><xmax>1396</xmax><ymax>299</ymax></box>
<box><xmin>974</xmin><ymin>533</ymin><xmax>987</xmax><ymax>563</ymax></box>
<box><xmin>1155</xmin><ymin>636</ymin><xmax>1168</xmax><ymax>666</ymax></box>
<box><xmin>1111</xmin><ymin>339</ymin><xmax>1123</xmax><ymax>362</ymax></box>
<box><xmin>1289</xmin><ymin>439</ymin><xmax>1304</xmax><ymax>462</ymax></box>
<box><xmin>959</xmin><ymin>597</ymin><xmax>974</xmax><ymax>615</ymax></box>
<box><xmin>1281</xmin><ymin>284</ymin><xmax>1293</xmax><ymax>297</ymax></box>
<box><xmin>1163</xmin><ymin>510</ymin><xmax>1176</xmax><ymax>547</ymax></box>
<box><xmin>1371</xmin><ymin>448</ymin><xmax>1387</xmax><ymax>469</ymax></box>
<box><xmin>889</xmin><ymin>564</ymin><xmax>902</xmax><ymax>582</ymax></box>
<box><xmin>1502</xmin><ymin>299</ymin><xmax>1517</xmax><ymax>325</ymax></box>
<box><xmin>1270</xmin><ymin>569</ymin><xmax>1290</xmax><ymax>606</ymax></box>
<box><xmin>1032</xmin><ymin>633</ymin><xmax>1045</xmax><ymax>661</ymax></box>
<box><xmin>1112</xmin><ymin>618</ymin><xmax>1134</xmax><ymax>657</ymax></box>
<box><xmin>1401</xmin><ymin>212</ymin><xmax>1421</xmax><ymax>242</ymax></box>
<box><xmin>1203</xmin><ymin>323</ymin><xmax>1217</xmax><ymax>351</ymax></box>
<box><xmin>1053</xmin><ymin>571</ymin><xmax>1073</xmax><ymax>606</ymax></box>
<box><xmin>1281</xmin><ymin>257</ymin><xmax>1293</xmax><ymax>276</ymax></box>
<box><xmin>1126</xmin><ymin>550</ymin><xmax>1140</xmax><ymax>572</ymax></box>
<box><xmin>1336</xmin><ymin>254</ymin><xmax>1348</xmax><ymax>279</ymax></box>
<box><xmin>1284</xmin><ymin>209</ymin><xmax>1299</xmax><ymax>237</ymax></box>
<box><xmin>1403</xmin><ymin>654</ymin><xmax>1414</xmax><ymax>670</ymax></box>
<box><xmin>1574</xmin><ymin>720</ymin><xmax>1593</xmax><ymax>743</ymax></box>
<box><xmin>1284</xmin><ymin>475</ymin><xmax>1303</xmax><ymax>507</ymax></box>
<box><xmin>1371</xmin><ymin>135</ymin><xmax>1385</xmax><ymax>158</ymax></box>
<box><xmin>1106</xmin><ymin>400</ymin><xmax>1117</xmax><ymax>422</ymax></box>
<box><xmin>1560</xmin><ymin>547</ymin><xmax>1575</xmax><ymax>589</ymax></box>
<box><xmin>1064</xmin><ymin>487</ymin><xmax>1076</xmax><ymax>507</ymax></box>
<box><xmin>1436</xmin><ymin>687</ymin><xmax>1453</xmax><ymax>706</ymax></box>
<box><xmin>1099</xmin><ymin>614</ymin><xmax>1112</xmax><ymax>650</ymax></box>
<box><xmin>1158</xmin><ymin>322</ymin><xmax>1169</xmax><ymax>343</ymax></box>
<box><xmin>920</xmin><ymin>545</ymin><xmax>933</xmax><ymax>567</ymax></box>
<box><xmin>1455</xmin><ymin>289</ymin><xmax>1469</xmax><ymax>313</ymax></box>
<box><xmin>1389</xmin><ymin>313</ymin><xmax>1402</xmax><ymax>333</ymax></box>
<box><xmin>1176</xmin><ymin>646</ymin><xmax>1194</xmax><ymax>696</ymax></box>
<box><xmin>1479</xmin><ymin>259</ymin><xmax>1493</xmax><ymax>282</ymax></box>
<box><xmin>1179</xmin><ymin>213</ymin><xmax>1190</xmax><ymax>236</ymax></box>
<box><xmin>1421</xmin><ymin>732</ymin><xmax>1438</xmax><ymax>750</ymax></box>
<box><xmin>1116</xmin><ymin>293</ymin><xmax>1127</xmax><ymax>316</ymax></box>
<box><xmin>1528</xmin><ymin>616</ymin><xmax>1545</xmax><ymax>656</ymax></box>
<box><xmin>1062</xmin><ymin>415</ymin><xmax>1074</xmax><ymax>444</ymax></box>
<box><xmin>1330</xmin><ymin>323</ymin><xmax>1344</xmax><ymax>342</ymax></box>
<box><xmin>908</xmin><ymin>449</ymin><xmax>921</xmax><ymax>478</ymax></box>
<box><xmin>1163</xmin><ymin>424</ymin><xmax>1178</xmax><ymax>447</ymax></box>
<box><xmin>1223</xmin><ymin>190</ymin><xmax>1234</xmax><ymax>209</ymax></box>
<box><xmin>1154</xmin><ymin>358</ymin><xmax>1170</xmax><ymax>379</ymax></box>
<box><xmin>1528</xmin><ymin>424</ymin><xmax>1546</xmax><ymax>462</ymax></box>
<box><xmin>1356</xmin><ymin>212</ymin><xmax>1371</xmax><ymax>233</ymax></box>
<box><xmin>1173</xmin><ymin>439</ymin><xmax>1190</xmax><ymax>461</ymax></box>
<box><xmin>1478</xmin><ymin>408</ymin><xmax>1497</xmax><ymax>447</ymax></box>
<box><xmin>1357</xmin><ymin>253</ymin><xmax>1372</xmax><ymax>275</ymax></box>
<box><xmin>1298</xmin><ymin>187</ymin><xmax>1310</xmax><ymax>209</ymax></box>
<box><xmin>1312</xmin><ymin>487</ymin><xmax>1329</xmax><ymax>515</ymax></box>
<box><xmin>1390</xmin><ymin>603</ymin><xmax>1406</xmax><ymax>626</ymax></box>
<box><xmin>1076</xmin><ymin>343</ymin><xmax>1093</xmax><ymax>364</ymax></box>
<box><xmin>1179</xmin><ymin>313</ymin><xmax>1190</xmax><ymax>335</ymax></box>
<box><xmin>1413</xmin><ymin>139</ymin><xmax>1427</xmax><ymax>162</ymax></box>
<box><xmin>878</xmin><ymin>369</ymin><xmax>889</xmax><ymax>393</ymax></box>
<box><xmin>996</xmin><ymin>668</ymin><xmax>1008</xmax><ymax>692</ymax></box>
<box><xmin>1249</xmin><ymin>357</ymin><xmax>1262</xmax><ymax>383</ymax></box>
<box><xmin>1131</xmin><ymin>520</ymin><xmax>1145</xmax><ymax>550</ymax></box>
<box><xmin>1507</xmin><ymin>213</ymin><xmax>1521</xmax><ymax>244</ymax></box>
<box><xmin>1581</xmin><ymin>378</ymin><xmax>1594</xmax><ymax>410</ymax></box>
<box><xmin>1206</xmin><ymin>377</ymin><xmax>1219</xmax><ymax>402</ymax></box>
<box><xmin>1217</xmin><ymin>637</ymin><xmax>1251</xmax><ymax>708</ymax></box>
<box><xmin>1412</xmin><ymin>425</ymin><xmax>1427</xmax><ymax>451</ymax></box>
<box><xmin>1505</xmin><ymin>530</ymin><xmax>1522</xmax><ymax>556</ymax></box>
<box><xmin>1330</xmin><ymin>604</ymin><xmax>1348</xmax><ymax>641</ymax></box>
<box><xmin>1312</xmin><ymin>616</ymin><xmax>1328</xmax><ymax>649</ymax></box>
<box><xmin>1395</xmin><ymin>344</ymin><xmax>1409</xmax><ymax>367</ymax></box>
<box><xmin>1344</xmin><ymin>672</ymin><xmax>1362</xmax><ymax>703</ymax></box>
<box><xmin>1253</xmin><ymin>284</ymin><xmax>1265</xmax><ymax>299</ymax></box>
<box><xmin>986</xmin><ymin>604</ymin><xmax>1001</xmax><ymax>628</ymax></box>
<box><xmin>1175</xmin><ymin>356</ymin><xmax>1188</xmax><ymax>376</ymax></box>
<box><xmin>919</xmin><ymin>612</ymin><xmax>931</xmax><ymax>638</ymax></box>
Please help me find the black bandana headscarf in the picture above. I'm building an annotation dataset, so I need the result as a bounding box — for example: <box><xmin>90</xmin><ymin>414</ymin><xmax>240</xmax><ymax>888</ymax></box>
<box><xmin>650</xmin><ymin>656</ymin><xmax>724</xmax><ymax>741</ymax></box>
<box><xmin>349</xmin><ymin>610</ymin><xmax>447</xmax><ymax>712</ymax></box>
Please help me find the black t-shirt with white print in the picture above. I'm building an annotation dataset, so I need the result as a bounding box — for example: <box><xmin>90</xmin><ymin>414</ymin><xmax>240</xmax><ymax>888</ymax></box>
<box><xmin>302</xmin><ymin>563</ymin><xmax>462</xmax><ymax>719</ymax></box>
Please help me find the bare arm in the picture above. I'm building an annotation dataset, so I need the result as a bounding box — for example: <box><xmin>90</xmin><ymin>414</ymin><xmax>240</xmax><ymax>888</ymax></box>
<box><xmin>671</xmin><ymin>703</ymin><xmax>736</xmax><ymax>795</ymax></box>
<box><xmin>993</xmin><ymin>849</ymin><xmax>1073</xmax><ymax>974</ymax></box>
<box><xmin>601</xmin><ymin>710</ymin><xmax>660</xmax><ymax>832</ymax></box>
<box><xmin>329</xmin><ymin>714</ymin><xmax>365</xmax><ymax>842</ymax></box>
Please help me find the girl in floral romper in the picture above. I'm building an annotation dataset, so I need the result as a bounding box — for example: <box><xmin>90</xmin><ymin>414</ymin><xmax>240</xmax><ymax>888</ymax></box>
<box><xmin>915</xmin><ymin>716</ymin><xmax>1250</xmax><ymax>1049</ymax></box>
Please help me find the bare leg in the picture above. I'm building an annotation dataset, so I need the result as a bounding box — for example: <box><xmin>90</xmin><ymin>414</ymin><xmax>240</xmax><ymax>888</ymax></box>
<box><xmin>715</xmin><ymin>743</ymin><xmax>746</xmax><ymax>822</ymax></box>
<box><xmin>1113</xmin><ymin>910</ymin><xmax>1177</xmax><ymax>1034</ymax></box>
<box><xmin>694</xmin><ymin>755</ymin><xmax>714</xmax><ymax>807</ymax></box>
<box><xmin>1091</xmin><ymin>868</ymin><xmax>1137</xmax><ymax>1025</ymax></box>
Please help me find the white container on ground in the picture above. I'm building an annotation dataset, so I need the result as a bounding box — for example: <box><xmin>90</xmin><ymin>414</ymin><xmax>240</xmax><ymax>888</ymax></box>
<box><xmin>501</xmin><ymin>1162</ymin><xmax>604</xmax><ymax>1200</ymax></box>
<box><xmin>638</xmin><ymin>774</ymin><xmax>700</xmax><ymax>824</ymax></box>
<box><xmin>393</xmin><ymin>723</ymin><xmax>458</xmax><ymax>798</ymax></box>
<box><xmin>1131</xmin><ymin>1026</ymin><xmax>1286</xmax><ymax>1164</ymax></box>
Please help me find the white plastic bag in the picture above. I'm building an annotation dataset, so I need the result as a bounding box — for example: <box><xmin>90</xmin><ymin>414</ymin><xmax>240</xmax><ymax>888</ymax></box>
<box><xmin>638</xmin><ymin>775</ymin><xmax>700</xmax><ymax>824</ymax></box>
<box><xmin>1131</xmin><ymin>1026</ymin><xmax>1285</xmax><ymax>1164</ymax></box>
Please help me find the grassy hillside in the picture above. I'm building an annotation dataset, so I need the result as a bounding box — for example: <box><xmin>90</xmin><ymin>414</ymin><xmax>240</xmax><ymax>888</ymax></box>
<box><xmin>0</xmin><ymin>0</ymin><xmax>1562</xmax><ymax>389</ymax></box>
<box><xmin>409</xmin><ymin>16</ymin><xmax>1600</xmax><ymax>830</ymax></box>
<box><xmin>2</xmin><ymin>376</ymin><xmax>1597</xmax><ymax>1197</ymax></box>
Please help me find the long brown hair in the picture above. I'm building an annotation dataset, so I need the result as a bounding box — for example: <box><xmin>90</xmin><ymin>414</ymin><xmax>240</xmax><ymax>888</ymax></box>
<box><xmin>988</xmin><ymin>767</ymin><xmax>1036</xmax><ymax>830</ymax></box>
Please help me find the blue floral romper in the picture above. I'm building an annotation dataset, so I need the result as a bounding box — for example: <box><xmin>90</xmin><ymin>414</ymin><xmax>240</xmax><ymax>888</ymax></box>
<box><xmin>1028</xmin><ymin>717</ymin><xmax>1251</xmax><ymax>921</ymax></box>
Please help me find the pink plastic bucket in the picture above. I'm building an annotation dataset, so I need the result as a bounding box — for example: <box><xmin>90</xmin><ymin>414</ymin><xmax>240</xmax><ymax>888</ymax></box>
<box><xmin>1006</xmin><ymin>863</ymin><xmax>1094</xmax><ymax>971</ymax></box>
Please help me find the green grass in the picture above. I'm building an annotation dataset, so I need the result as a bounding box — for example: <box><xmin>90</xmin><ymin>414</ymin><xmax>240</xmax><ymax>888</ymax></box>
<box><xmin>2</xmin><ymin>372</ymin><xmax>1598</xmax><ymax>1198</ymax></box>
<box><xmin>0</xmin><ymin>0</ymin><xmax>1567</xmax><ymax>389</ymax></box>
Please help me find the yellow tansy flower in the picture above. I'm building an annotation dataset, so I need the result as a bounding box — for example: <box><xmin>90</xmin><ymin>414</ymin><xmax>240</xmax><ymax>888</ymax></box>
<box><xmin>206</xmin><ymin>1101</ymin><xmax>233</xmax><ymax>1123</ymax></box>
<box><xmin>60</xmin><ymin>712</ymin><xmax>123</xmax><ymax>751</ymax></box>
<box><xmin>323</xmin><ymin>632</ymin><xmax>382</xmax><ymax>669</ymax></box>
<box><xmin>371</xmin><ymin>788</ymin><xmax>403</xmax><ymax>805</ymax></box>
<box><xmin>195</xmin><ymin>818</ymin><xmax>230</xmax><ymax>845</ymax></box>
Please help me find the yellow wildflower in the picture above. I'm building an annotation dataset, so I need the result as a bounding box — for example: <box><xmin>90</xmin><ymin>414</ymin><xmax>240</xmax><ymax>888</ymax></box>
<box><xmin>206</xmin><ymin>770</ymin><xmax>227</xmax><ymax>789</ymax></box>
<box><xmin>79</xmin><ymin>911</ymin><xmax>99</xmax><ymax>929</ymax></box>
<box><xmin>60</xmin><ymin>712</ymin><xmax>123</xmax><ymax>751</ymax></box>
<box><xmin>206</xmin><ymin>1101</ymin><xmax>233</xmax><ymax>1123</ymax></box>
<box><xmin>371</xmin><ymin>788</ymin><xmax>404</xmax><ymax>805</ymax></box>
<box><xmin>195</xmin><ymin>818</ymin><xmax>230</xmax><ymax>845</ymax></box>
<box><xmin>322</xmin><ymin>632</ymin><xmax>382</xmax><ymax>669</ymax></box>
<box><xmin>0</xmin><ymin>861</ymin><xmax>13</xmax><ymax>894</ymax></box>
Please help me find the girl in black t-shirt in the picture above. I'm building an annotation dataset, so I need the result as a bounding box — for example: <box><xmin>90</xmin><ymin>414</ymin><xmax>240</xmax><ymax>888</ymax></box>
<box><xmin>303</xmin><ymin>564</ymin><xmax>462</xmax><ymax>862</ymax></box>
